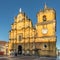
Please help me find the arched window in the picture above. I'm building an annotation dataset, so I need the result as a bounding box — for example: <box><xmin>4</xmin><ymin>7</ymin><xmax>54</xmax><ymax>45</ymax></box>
<box><xmin>19</xmin><ymin>36</ymin><xmax>22</xmax><ymax>40</ymax></box>
<box><xmin>19</xmin><ymin>34</ymin><xmax>23</xmax><ymax>40</ymax></box>
<box><xmin>43</xmin><ymin>15</ymin><xmax>46</xmax><ymax>21</ymax></box>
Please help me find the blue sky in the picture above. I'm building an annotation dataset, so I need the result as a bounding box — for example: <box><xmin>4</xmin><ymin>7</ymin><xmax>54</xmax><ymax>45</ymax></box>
<box><xmin>0</xmin><ymin>0</ymin><xmax>60</xmax><ymax>49</ymax></box>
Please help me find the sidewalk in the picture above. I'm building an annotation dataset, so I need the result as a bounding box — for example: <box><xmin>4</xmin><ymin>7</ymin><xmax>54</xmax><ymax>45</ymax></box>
<box><xmin>0</xmin><ymin>55</ymin><xmax>58</xmax><ymax>60</ymax></box>
<box><xmin>9</xmin><ymin>55</ymin><xmax>60</xmax><ymax>60</ymax></box>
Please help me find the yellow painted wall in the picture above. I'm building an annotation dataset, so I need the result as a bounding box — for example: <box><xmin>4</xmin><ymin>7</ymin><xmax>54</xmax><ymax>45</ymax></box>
<box><xmin>8</xmin><ymin>5</ymin><xmax>56</xmax><ymax>57</ymax></box>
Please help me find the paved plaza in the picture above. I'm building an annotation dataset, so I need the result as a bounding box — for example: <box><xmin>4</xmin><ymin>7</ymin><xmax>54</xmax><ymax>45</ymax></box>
<box><xmin>0</xmin><ymin>55</ymin><xmax>60</xmax><ymax>60</ymax></box>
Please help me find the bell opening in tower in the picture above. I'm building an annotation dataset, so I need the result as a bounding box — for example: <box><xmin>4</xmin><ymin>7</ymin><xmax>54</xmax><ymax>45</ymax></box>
<box><xmin>43</xmin><ymin>15</ymin><xmax>46</xmax><ymax>22</ymax></box>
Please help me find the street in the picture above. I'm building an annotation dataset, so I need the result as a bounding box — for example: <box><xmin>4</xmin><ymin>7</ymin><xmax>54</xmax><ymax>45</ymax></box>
<box><xmin>0</xmin><ymin>55</ymin><xmax>60</xmax><ymax>60</ymax></box>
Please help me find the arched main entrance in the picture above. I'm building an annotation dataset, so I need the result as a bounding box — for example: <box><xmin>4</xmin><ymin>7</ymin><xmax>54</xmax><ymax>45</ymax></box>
<box><xmin>18</xmin><ymin>45</ymin><xmax>22</xmax><ymax>55</ymax></box>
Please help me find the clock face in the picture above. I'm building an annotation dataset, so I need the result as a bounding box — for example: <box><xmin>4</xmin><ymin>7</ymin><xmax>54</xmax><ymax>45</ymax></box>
<box><xmin>42</xmin><ymin>28</ymin><xmax>48</xmax><ymax>34</ymax></box>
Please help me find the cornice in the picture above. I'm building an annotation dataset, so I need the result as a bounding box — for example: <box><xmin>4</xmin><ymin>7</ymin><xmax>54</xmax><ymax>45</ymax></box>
<box><xmin>37</xmin><ymin>35</ymin><xmax>56</xmax><ymax>38</ymax></box>
<box><xmin>37</xmin><ymin>20</ymin><xmax>56</xmax><ymax>25</ymax></box>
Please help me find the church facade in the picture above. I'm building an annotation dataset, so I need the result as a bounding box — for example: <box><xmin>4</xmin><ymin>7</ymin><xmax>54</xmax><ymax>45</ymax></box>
<box><xmin>8</xmin><ymin>4</ymin><xmax>57</xmax><ymax>57</ymax></box>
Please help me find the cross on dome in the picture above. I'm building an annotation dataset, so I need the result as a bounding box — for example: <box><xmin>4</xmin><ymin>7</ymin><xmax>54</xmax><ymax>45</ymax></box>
<box><xmin>44</xmin><ymin>3</ymin><xmax>48</xmax><ymax>9</ymax></box>
<box><xmin>19</xmin><ymin>8</ymin><xmax>22</xmax><ymax>13</ymax></box>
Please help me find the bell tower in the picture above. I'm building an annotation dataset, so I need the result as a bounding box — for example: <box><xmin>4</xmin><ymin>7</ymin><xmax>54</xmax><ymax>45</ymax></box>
<box><xmin>36</xmin><ymin>4</ymin><xmax>56</xmax><ymax>57</ymax></box>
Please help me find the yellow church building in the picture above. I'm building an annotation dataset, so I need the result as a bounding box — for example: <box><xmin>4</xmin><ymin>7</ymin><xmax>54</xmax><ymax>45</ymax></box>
<box><xmin>8</xmin><ymin>4</ymin><xmax>57</xmax><ymax>57</ymax></box>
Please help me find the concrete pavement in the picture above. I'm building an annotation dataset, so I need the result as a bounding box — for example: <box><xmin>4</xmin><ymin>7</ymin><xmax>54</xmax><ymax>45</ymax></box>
<box><xmin>0</xmin><ymin>55</ymin><xmax>60</xmax><ymax>60</ymax></box>
<box><xmin>8</xmin><ymin>55</ymin><xmax>60</xmax><ymax>60</ymax></box>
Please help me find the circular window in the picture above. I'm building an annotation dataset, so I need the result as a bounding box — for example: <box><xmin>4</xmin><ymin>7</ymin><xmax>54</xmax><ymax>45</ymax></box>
<box><xmin>44</xmin><ymin>44</ymin><xmax>47</xmax><ymax>48</ymax></box>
